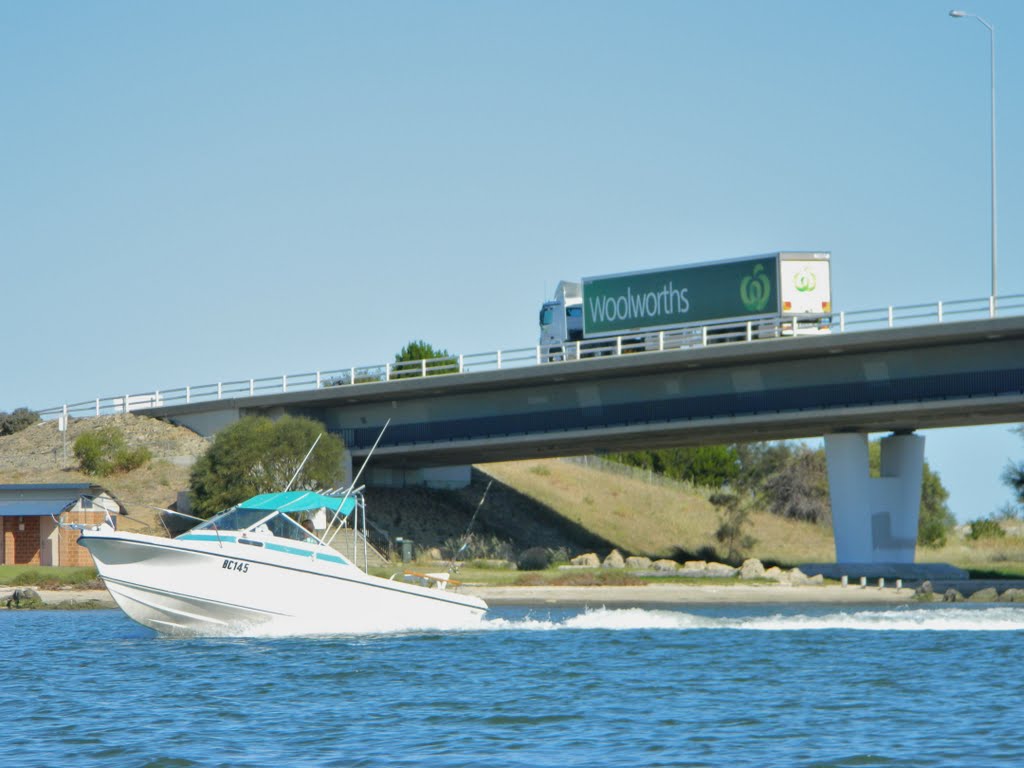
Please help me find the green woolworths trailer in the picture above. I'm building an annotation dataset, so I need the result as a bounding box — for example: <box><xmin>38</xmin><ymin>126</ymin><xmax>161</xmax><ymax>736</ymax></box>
<box><xmin>538</xmin><ymin>252</ymin><xmax>831</xmax><ymax>358</ymax></box>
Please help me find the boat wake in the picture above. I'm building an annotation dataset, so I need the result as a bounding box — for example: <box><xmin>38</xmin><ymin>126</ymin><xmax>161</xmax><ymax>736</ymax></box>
<box><xmin>162</xmin><ymin>605</ymin><xmax>1024</xmax><ymax>638</ymax></box>
<box><xmin>479</xmin><ymin>605</ymin><xmax>1024</xmax><ymax>633</ymax></box>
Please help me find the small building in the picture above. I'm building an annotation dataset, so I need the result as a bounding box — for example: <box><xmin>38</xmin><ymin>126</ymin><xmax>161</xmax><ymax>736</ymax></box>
<box><xmin>0</xmin><ymin>484</ymin><xmax>125</xmax><ymax>567</ymax></box>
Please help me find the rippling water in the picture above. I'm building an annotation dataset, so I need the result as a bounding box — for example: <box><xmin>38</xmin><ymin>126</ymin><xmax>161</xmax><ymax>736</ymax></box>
<box><xmin>2</xmin><ymin>603</ymin><xmax>1022</xmax><ymax>767</ymax></box>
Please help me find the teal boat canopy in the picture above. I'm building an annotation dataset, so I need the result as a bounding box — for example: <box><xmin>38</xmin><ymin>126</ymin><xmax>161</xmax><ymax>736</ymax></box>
<box><xmin>238</xmin><ymin>491</ymin><xmax>355</xmax><ymax>517</ymax></box>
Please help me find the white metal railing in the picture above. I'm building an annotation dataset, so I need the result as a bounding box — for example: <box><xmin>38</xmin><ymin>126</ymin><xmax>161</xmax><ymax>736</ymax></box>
<box><xmin>35</xmin><ymin>293</ymin><xmax>1024</xmax><ymax>420</ymax></box>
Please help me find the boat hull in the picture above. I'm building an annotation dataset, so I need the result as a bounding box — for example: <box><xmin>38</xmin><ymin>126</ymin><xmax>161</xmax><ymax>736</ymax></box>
<box><xmin>79</xmin><ymin>530</ymin><xmax>487</xmax><ymax>636</ymax></box>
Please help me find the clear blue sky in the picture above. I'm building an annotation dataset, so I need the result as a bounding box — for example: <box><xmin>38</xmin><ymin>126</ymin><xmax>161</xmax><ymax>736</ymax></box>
<box><xmin>2</xmin><ymin>1</ymin><xmax>1021</xmax><ymax>522</ymax></box>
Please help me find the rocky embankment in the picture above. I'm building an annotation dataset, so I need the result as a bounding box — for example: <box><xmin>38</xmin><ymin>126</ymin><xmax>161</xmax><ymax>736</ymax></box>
<box><xmin>569</xmin><ymin>551</ymin><xmax>826</xmax><ymax>585</ymax></box>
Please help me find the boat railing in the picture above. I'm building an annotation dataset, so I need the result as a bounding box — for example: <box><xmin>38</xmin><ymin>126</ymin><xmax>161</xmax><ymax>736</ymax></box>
<box><xmin>403</xmin><ymin>570</ymin><xmax>461</xmax><ymax>591</ymax></box>
<box><xmin>362</xmin><ymin>518</ymin><xmax>393</xmax><ymax>562</ymax></box>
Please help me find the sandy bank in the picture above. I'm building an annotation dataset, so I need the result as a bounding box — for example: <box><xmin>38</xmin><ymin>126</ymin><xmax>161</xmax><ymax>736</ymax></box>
<box><xmin>463</xmin><ymin>582</ymin><xmax>915</xmax><ymax>606</ymax></box>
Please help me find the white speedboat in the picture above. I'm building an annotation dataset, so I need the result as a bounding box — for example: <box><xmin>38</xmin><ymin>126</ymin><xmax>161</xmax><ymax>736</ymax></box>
<box><xmin>73</xmin><ymin>490</ymin><xmax>488</xmax><ymax>636</ymax></box>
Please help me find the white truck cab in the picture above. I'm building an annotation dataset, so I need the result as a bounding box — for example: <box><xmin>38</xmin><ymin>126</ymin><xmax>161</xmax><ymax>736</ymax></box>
<box><xmin>539</xmin><ymin>281</ymin><xmax>584</xmax><ymax>358</ymax></box>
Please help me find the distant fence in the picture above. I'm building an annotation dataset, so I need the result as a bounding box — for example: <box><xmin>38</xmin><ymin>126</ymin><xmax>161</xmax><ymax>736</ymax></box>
<box><xmin>37</xmin><ymin>292</ymin><xmax>1024</xmax><ymax>421</ymax></box>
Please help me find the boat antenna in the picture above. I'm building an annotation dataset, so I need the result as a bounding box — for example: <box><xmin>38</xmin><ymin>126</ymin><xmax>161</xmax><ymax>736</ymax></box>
<box><xmin>447</xmin><ymin>479</ymin><xmax>492</xmax><ymax>572</ymax></box>
<box><xmin>285</xmin><ymin>433</ymin><xmax>323</xmax><ymax>492</ymax></box>
<box><xmin>324</xmin><ymin>419</ymin><xmax>390</xmax><ymax>547</ymax></box>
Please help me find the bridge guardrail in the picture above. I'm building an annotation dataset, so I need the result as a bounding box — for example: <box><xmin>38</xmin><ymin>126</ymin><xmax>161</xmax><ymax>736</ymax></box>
<box><xmin>36</xmin><ymin>293</ymin><xmax>1024</xmax><ymax>421</ymax></box>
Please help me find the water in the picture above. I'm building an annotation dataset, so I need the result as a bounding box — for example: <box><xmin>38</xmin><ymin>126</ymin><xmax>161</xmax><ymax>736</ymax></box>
<box><xmin>2</xmin><ymin>603</ymin><xmax>1022</xmax><ymax>767</ymax></box>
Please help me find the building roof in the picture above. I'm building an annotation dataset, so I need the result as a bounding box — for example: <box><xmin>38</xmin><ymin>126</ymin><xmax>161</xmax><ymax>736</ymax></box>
<box><xmin>0</xmin><ymin>484</ymin><xmax>124</xmax><ymax>517</ymax></box>
<box><xmin>0</xmin><ymin>483</ymin><xmax>97</xmax><ymax>492</ymax></box>
<box><xmin>0</xmin><ymin>499</ymin><xmax>78</xmax><ymax>518</ymax></box>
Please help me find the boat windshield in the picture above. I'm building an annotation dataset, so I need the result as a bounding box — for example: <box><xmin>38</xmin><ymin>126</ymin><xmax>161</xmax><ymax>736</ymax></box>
<box><xmin>191</xmin><ymin>508</ymin><xmax>318</xmax><ymax>544</ymax></box>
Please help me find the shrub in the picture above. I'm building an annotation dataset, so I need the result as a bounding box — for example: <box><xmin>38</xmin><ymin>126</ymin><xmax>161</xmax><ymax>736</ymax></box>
<box><xmin>516</xmin><ymin>547</ymin><xmax>552</xmax><ymax>571</ymax></box>
<box><xmin>967</xmin><ymin>518</ymin><xmax>1007</xmax><ymax>541</ymax></box>
<box><xmin>73</xmin><ymin>426</ymin><xmax>151</xmax><ymax>477</ymax></box>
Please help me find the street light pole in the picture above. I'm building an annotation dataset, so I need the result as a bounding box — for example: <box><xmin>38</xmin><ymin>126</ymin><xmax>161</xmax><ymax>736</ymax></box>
<box><xmin>949</xmin><ymin>10</ymin><xmax>997</xmax><ymax>305</ymax></box>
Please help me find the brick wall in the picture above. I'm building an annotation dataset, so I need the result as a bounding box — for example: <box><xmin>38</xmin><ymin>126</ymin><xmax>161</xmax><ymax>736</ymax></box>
<box><xmin>2</xmin><ymin>517</ymin><xmax>41</xmax><ymax>566</ymax></box>
<box><xmin>57</xmin><ymin>511</ymin><xmax>107</xmax><ymax>567</ymax></box>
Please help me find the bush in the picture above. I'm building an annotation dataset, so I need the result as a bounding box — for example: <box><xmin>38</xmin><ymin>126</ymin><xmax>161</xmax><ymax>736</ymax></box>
<box><xmin>0</xmin><ymin>408</ymin><xmax>40</xmax><ymax>436</ymax></box>
<box><xmin>443</xmin><ymin>534</ymin><xmax>515</xmax><ymax>562</ymax></box>
<box><xmin>967</xmin><ymin>518</ymin><xmax>1007</xmax><ymax>541</ymax></box>
<box><xmin>73</xmin><ymin>427</ymin><xmax>151</xmax><ymax>477</ymax></box>
<box><xmin>516</xmin><ymin>547</ymin><xmax>552</xmax><ymax>571</ymax></box>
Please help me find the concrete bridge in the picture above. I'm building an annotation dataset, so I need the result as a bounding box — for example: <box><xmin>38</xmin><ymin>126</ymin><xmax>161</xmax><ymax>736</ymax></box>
<box><xmin>149</xmin><ymin>314</ymin><xmax>1023</xmax><ymax>462</ymax></box>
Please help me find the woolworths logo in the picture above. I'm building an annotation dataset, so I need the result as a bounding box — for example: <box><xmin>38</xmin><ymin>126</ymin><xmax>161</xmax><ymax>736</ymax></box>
<box><xmin>587</xmin><ymin>282</ymin><xmax>691</xmax><ymax>324</ymax></box>
<box><xmin>793</xmin><ymin>268</ymin><xmax>817</xmax><ymax>292</ymax></box>
<box><xmin>740</xmin><ymin>264</ymin><xmax>772</xmax><ymax>312</ymax></box>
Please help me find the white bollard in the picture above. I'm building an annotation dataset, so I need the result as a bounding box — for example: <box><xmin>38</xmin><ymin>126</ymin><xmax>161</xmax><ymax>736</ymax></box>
<box><xmin>896</xmin><ymin>579</ymin><xmax>903</xmax><ymax>590</ymax></box>
<box><xmin>878</xmin><ymin>578</ymin><xmax>885</xmax><ymax>589</ymax></box>
<box><xmin>860</xmin><ymin>576</ymin><xmax>867</xmax><ymax>588</ymax></box>
<box><xmin>841</xmin><ymin>575</ymin><xmax>848</xmax><ymax>587</ymax></box>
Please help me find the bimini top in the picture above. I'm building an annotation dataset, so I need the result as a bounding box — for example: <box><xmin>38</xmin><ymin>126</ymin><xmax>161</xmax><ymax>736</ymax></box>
<box><xmin>238</xmin><ymin>491</ymin><xmax>355</xmax><ymax>517</ymax></box>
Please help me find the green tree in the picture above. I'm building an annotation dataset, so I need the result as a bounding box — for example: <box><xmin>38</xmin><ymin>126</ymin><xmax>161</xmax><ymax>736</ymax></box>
<box><xmin>710</xmin><ymin>492</ymin><xmax>756</xmax><ymax>563</ymax></box>
<box><xmin>608</xmin><ymin>445</ymin><xmax>739</xmax><ymax>489</ymax></box>
<box><xmin>189</xmin><ymin>415</ymin><xmax>346</xmax><ymax>518</ymax></box>
<box><xmin>73</xmin><ymin>426</ymin><xmax>152</xmax><ymax>476</ymax></box>
<box><xmin>393</xmin><ymin>340</ymin><xmax>457</xmax><ymax>378</ymax></box>
<box><xmin>760</xmin><ymin>446</ymin><xmax>830</xmax><ymax>523</ymax></box>
<box><xmin>0</xmin><ymin>408</ymin><xmax>40</xmax><ymax>436</ymax></box>
<box><xmin>732</xmin><ymin>441</ymin><xmax>794</xmax><ymax>497</ymax></box>
<box><xmin>917</xmin><ymin>464</ymin><xmax>955</xmax><ymax>547</ymax></box>
<box><xmin>1002</xmin><ymin>425</ymin><xmax>1024</xmax><ymax>512</ymax></box>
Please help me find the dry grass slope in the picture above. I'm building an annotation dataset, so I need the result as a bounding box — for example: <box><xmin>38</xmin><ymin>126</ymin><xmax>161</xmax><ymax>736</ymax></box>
<box><xmin>479</xmin><ymin>458</ymin><xmax>836</xmax><ymax>564</ymax></box>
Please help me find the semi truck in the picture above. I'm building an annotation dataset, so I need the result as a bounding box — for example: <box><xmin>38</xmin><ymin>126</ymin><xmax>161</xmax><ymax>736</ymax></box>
<box><xmin>538</xmin><ymin>251</ymin><xmax>832</xmax><ymax>360</ymax></box>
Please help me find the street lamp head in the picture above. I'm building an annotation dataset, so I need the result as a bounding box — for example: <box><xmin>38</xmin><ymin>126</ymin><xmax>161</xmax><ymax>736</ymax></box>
<box><xmin>949</xmin><ymin>10</ymin><xmax>967</xmax><ymax>17</ymax></box>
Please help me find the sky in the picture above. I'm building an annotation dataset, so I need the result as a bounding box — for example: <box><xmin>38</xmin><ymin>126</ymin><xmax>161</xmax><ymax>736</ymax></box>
<box><xmin>2</xmin><ymin>1</ymin><xmax>1022</xmax><ymax>522</ymax></box>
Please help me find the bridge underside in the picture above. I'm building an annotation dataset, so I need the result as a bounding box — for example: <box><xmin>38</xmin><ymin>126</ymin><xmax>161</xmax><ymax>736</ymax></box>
<box><xmin>341</xmin><ymin>377</ymin><xmax>1022</xmax><ymax>468</ymax></box>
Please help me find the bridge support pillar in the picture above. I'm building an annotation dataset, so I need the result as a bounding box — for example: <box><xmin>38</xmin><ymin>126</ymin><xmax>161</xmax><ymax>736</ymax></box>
<box><xmin>824</xmin><ymin>432</ymin><xmax>924</xmax><ymax>563</ymax></box>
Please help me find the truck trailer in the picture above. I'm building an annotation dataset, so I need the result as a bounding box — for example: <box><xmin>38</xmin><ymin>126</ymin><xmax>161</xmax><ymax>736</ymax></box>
<box><xmin>538</xmin><ymin>251</ymin><xmax>832</xmax><ymax>360</ymax></box>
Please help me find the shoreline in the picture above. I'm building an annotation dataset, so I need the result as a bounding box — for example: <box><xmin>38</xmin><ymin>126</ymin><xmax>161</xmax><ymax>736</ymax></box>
<box><xmin>9</xmin><ymin>578</ymin><xmax>1023</xmax><ymax>610</ymax></box>
<box><xmin>1</xmin><ymin>588</ymin><xmax>116</xmax><ymax>608</ymax></box>
<box><xmin>4</xmin><ymin>583</ymin><xmax>915</xmax><ymax>610</ymax></box>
